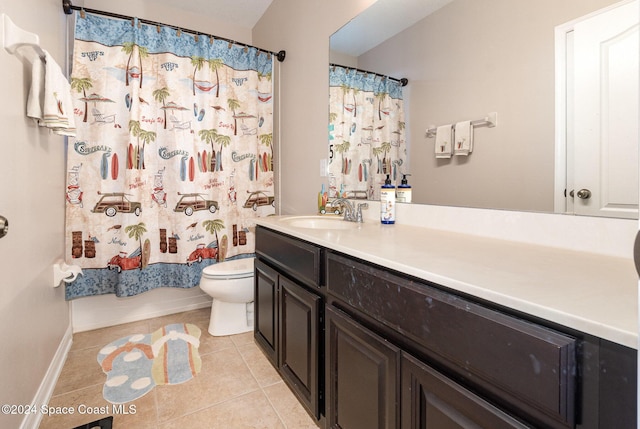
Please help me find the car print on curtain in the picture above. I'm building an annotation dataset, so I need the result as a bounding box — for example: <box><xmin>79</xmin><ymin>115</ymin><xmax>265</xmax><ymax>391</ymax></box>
<box><xmin>328</xmin><ymin>65</ymin><xmax>406</xmax><ymax>201</ymax></box>
<box><xmin>65</xmin><ymin>12</ymin><xmax>275</xmax><ymax>299</ymax></box>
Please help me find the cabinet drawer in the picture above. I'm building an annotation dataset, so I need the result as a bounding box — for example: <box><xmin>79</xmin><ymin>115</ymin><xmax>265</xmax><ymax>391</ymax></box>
<box><xmin>327</xmin><ymin>251</ymin><xmax>576</xmax><ymax>428</ymax></box>
<box><xmin>401</xmin><ymin>352</ymin><xmax>528</xmax><ymax>429</ymax></box>
<box><xmin>256</xmin><ymin>226</ymin><xmax>322</xmax><ymax>287</ymax></box>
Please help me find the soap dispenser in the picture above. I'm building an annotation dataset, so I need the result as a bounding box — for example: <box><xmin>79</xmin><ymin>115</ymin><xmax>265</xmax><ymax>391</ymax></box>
<box><xmin>380</xmin><ymin>174</ymin><xmax>396</xmax><ymax>224</ymax></box>
<box><xmin>396</xmin><ymin>174</ymin><xmax>412</xmax><ymax>203</ymax></box>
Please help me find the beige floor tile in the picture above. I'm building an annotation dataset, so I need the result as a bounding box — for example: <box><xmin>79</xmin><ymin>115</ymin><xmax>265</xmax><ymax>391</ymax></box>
<box><xmin>40</xmin><ymin>383</ymin><xmax>158</xmax><ymax>429</ymax></box>
<box><xmin>229</xmin><ymin>331</ymin><xmax>255</xmax><ymax>347</ymax></box>
<box><xmin>237</xmin><ymin>341</ymin><xmax>282</xmax><ymax>387</ymax></box>
<box><xmin>71</xmin><ymin>319</ymin><xmax>152</xmax><ymax>352</ymax></box>
<box><xmin>196</xmin><ymin>328</ymin><xmax>239</xmax><ymax>356</ymax></box>
<box><xmin>198</xmin><ymin>333</ymin><xmax>236</xmax><ymax>356</ymax></box>
<box><xmin>264</xmin><ymin>382</ymin><xmax>319</xmax><ymax>429</ymax></box>
<box><xmin>147</xmin><ymin>308</ymin><xmax>210</xmax><ymax>332</ymax></box>
<box><xmin>159</xmin><ymin>390</ymin><xmax>285</xmax><ymax>429</ymax></box>
<box><xmin>52</xmin><ymin>346</ymin><xmax>106</xmax><ymax>395</ymax></box>
<box><xmin>155</xmin><ymin>346</ymin><xmax>261</xmax><ymax>422</ymax></box>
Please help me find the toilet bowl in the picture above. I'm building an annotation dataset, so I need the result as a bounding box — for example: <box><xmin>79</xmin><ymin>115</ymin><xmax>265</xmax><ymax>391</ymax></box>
<box><xmin>198</xmin><ymin>257</ymin><xmax>255</xmax><ymax>336</ymax></box>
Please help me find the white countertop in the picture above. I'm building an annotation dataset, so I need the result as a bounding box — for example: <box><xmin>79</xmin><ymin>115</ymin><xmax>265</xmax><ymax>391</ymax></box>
<box><xmin>255</xmin><ymin>215</ymin><xmax>638</xmax><ymax>349</ymax></box>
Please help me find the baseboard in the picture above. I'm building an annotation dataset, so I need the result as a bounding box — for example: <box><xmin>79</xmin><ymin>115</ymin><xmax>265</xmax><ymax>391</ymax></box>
<box><xmin>20</xmin><ymin>324</ymin><xmax>73</xmax><ymax>429</ymax></box>
<box><xmin>71</xmin><ymin>287</ymin><xmax>212</xmax><ymax>332</ymax></box>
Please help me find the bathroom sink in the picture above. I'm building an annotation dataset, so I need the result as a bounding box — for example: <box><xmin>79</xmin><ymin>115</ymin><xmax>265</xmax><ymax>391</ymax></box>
<box><xmin>281</xmin><ymin>216</ymin><xmax>359</xmax><ymax>230</ymax></box>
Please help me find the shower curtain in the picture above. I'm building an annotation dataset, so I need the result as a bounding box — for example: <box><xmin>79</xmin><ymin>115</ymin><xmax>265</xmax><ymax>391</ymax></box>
<box><xmin>328</xmin><ymin>65</ymin><xmax>406</xmax><ymax>200</ymax></box>
<box><xmin>65</xmin><ymin>12</ymin><xmax>275</xmax><ymax>299</ymax></box>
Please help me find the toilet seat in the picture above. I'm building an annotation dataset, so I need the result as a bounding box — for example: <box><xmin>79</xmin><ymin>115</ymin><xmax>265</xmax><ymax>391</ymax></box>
<box><xmin>202</xmin><ymin>257</ymin><xmax>254</xmax><ymax>280</ymax></box>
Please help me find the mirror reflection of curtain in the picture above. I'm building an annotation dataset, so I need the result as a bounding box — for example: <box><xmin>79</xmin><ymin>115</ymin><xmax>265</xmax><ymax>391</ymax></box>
<box><xmin>65</xmin><ymin>12</ymin><xmax>274</xmax><ymax>299</ymax></box>
<box><xmin>328</xmin><ymin>65</ymin><xmax>406</xmax><ymax>200</ymax></box>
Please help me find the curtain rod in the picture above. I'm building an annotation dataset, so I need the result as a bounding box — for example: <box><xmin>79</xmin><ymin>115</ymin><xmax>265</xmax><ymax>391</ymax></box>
<box><xmin>61</xmin><ymin>0</ymin><xmax>286</xmax><ymax>62</ymax></box>
<box><xmin>330</xmin><ymin>63</ymin><xmax>408</xmax><ymax>87</ymax></box>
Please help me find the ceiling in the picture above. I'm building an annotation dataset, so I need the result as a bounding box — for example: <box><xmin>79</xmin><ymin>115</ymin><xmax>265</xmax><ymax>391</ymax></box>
<box><xmin>330</xmin><ymin>0</ymin><xmax>454</xmax><ymax>57</ymax></box>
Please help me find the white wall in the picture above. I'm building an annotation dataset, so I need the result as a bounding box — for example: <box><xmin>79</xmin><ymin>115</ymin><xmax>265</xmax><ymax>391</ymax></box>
<box><xmin>253</xmin><ymin>0</ymin><xmax>376</xmax><ymax>215</ymax></box>
<box><xmin>0</xmin><ymin>1</ymin><xmax>69</xmax><ymax>427</ymax></box>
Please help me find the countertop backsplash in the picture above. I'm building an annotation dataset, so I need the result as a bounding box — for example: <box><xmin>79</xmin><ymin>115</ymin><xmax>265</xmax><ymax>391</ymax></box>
<box><xmin>359</xmin><ymin>201</ymin><xmax>636</xmax><ymax>259</ymax></box>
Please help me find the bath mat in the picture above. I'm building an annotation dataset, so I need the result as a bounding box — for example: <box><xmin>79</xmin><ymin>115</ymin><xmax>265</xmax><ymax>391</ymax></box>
<box><xmin>72</xmin><ymin>416</ymin><xmax>113</xmax><ymax>429</ymax></box>
<box><xmin>97</xmin><ymin>323</ymin><xmax>201</xmax><ymax>404</ymax></box>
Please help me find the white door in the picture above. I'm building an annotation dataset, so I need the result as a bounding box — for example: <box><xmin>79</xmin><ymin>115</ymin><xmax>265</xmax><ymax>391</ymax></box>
<box><xmin>572</xmin><ymin>0</ymin><xmax>638</xmax><ymax>219</ymax></box>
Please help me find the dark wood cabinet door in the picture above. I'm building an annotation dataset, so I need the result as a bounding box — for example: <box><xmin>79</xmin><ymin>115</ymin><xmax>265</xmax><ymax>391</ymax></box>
<box><xmin>254</xmin><ymin>259</ymin><xmax>278</xmax><ymax>365</ymax></box>
<box><xmin>401</xmin><ymin>353</ymin><xmax>528</xmax><ymax>429</ymax></box>
<box><xmin>278</xmin><ymin>276</ymin><xmax>322</xmax><ymax>419</ymax></box>
<box><xmin>326</xmin><ymin>305</ymin><xmax>400</xmax><ymax>429</ymax></box>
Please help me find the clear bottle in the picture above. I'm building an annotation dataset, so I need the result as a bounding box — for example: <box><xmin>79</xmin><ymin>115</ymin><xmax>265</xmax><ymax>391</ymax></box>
<box><xmin>396</xmin><ymin>174</ymin><xmax>412</xmax><ymax>203</ymax></box>
<box><xmin>380</xmin><ymin>174</ymin><xmax>396</xmax><ymax>224</ymax></box>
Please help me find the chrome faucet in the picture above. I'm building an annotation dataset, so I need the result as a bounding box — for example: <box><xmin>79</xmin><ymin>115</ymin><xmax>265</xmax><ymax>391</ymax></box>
<box><xmin>333</xmin><ymin>198</ymin><xmax>368</xmax><ymax>222</ymax></box>
<box><xmin>332</xmin><ymin>198</ymin><xmax>353</xmax><ymax>221</ymax></box>
<box><xmin>355</xmin><ymin>202</ymin><xmax>369</xmax><ymax>222</ymax></box>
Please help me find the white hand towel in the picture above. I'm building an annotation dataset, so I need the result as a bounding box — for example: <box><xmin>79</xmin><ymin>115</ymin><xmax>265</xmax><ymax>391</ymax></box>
<box><xmin>454</xmin><ymin>120</ymin><xmax>473</xmax><ymax>156</ymax></box>
<box><xmin>27</xmin><ymin>55</ymin><xmax>45</xmax><ymax>125</ymax></box>
<box><xmin>27</xmin><ymin>51</ymin><xmax>76</xmax><ymax>137</ymax></box>
<box><xmin>435</xmin><ymin>124</ymin><xmax>452</xmax><ymax>158</ymax></box>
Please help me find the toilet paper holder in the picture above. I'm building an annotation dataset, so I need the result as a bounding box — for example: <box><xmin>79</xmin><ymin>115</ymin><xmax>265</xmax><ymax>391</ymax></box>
<box><xmin>53</xmin><ymin>260</ymin><xmax>83</xmax><ymax>287</ymax></box>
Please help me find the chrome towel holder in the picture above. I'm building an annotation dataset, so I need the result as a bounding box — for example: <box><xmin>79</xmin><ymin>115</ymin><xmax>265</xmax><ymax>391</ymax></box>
<box><xmin>426</xmin><ymin>112</ymin><xmax>498</xmax><ymax>138</ymax></box>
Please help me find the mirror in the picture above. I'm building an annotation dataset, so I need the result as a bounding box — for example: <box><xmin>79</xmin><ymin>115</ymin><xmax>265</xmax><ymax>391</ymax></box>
<box><xmin>329</xmin><ymin>0</ymin><xmax>638</xmax><ymax>218</ymax></box>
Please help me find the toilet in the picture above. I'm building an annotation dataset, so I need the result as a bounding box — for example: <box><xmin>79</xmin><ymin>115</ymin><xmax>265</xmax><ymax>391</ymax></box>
<box><xmin>198</xmin><ymin>257</ymin><xmax>255</xmax><ymax>336</ymax></box>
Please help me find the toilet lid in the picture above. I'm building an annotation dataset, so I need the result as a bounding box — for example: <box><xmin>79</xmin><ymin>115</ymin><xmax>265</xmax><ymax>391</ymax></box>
<box><xmin>202</xmin><ymin>257</ymin><xmax>255</xmax><ymax>279</ymax></box>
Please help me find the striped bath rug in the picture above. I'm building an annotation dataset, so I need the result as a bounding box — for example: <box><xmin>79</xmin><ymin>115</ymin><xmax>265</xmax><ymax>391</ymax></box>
<box><xmin>97</xmin><ymin>323</ymin><xmax>201</xmax><ymax>404</ymax></box>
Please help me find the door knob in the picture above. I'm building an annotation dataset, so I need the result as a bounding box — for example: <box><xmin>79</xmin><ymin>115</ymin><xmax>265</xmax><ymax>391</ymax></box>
<box><xmin>576</xmin><ymin>189</ymin><xmax>591</xmax><ymax>199</ymax></box>
<box><xmin>0</xmin><ymin>215</ymin><xmax>7</xmax><ymax>239</ymax></box>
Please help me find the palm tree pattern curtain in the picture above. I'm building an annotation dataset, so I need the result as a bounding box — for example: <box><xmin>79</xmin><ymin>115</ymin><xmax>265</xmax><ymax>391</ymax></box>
<box><xmin>328</xmin><ymin>65</ymin><xmax>406</xmax><ymax>200</ymax></box>
<box><xmin>65</xmin><ymin>12</ymin><xmax>274</xmax><ymax>299</ymax></box>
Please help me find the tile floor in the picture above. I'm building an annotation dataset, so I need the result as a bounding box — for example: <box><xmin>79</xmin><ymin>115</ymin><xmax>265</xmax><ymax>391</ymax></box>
<box><xmin>39</xmin><ymin>308</ymin><xmax>318</xmax><ymax>428</ymax></box>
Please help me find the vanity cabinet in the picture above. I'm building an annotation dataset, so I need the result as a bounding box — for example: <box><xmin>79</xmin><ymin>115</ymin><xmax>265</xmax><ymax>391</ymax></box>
<box><xmin>254</xmin><ymin>226</ymin><xmax>324</xmax><ymax>421</ymax></box>
<box><xmin>254</xmin><ymin>225</ymin><xmax>637</xmax><ymax>429</ymax></box>
<box><xmin>324</xmin><ymin>303</ymin><xmax>532</xmax><ymax>429</ymax></box>
<box><xmin>325</xmin><ymin>250</ymin><xmax>636</xmax><ymax>429</ymax></box>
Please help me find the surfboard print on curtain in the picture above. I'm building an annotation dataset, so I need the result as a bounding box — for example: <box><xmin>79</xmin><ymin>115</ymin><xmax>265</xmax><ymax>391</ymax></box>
<box><xmin>65</xmin><ymin>12</ymin><xmax>275</xmax><ymax>299</ymax></box>
<box><xmin>328</xmin><ymin>65</ymin><xmax>406</xmax><ymax>201</ymax></box>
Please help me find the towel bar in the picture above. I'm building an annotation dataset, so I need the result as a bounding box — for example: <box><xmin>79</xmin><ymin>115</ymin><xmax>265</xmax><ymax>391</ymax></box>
<box><xmin>426</xmin><ymin>112</ymin><xmax>497</xmax><ymax>138</ymax></box>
